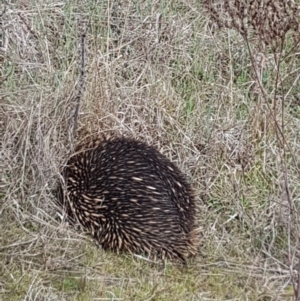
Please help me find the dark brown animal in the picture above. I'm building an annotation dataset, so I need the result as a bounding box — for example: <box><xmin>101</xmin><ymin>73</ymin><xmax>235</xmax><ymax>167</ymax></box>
<box><xmin>60</xmin><ymin>137</ymin><xmax>198</xmax><ymax>261</ymax></box>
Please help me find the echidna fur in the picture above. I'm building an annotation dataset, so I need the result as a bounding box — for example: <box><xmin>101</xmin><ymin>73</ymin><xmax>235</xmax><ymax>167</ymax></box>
<box><xmin>59</xmin><ymin>136</ymin><xmax>199</xmax><ymax>262</ymax></box>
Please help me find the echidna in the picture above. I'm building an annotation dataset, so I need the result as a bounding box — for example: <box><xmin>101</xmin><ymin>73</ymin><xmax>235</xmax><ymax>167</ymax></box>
<box><xmin>59</xmin><ymin>136</ymin><xmax>198</xmax><ymax>262</ymax></box>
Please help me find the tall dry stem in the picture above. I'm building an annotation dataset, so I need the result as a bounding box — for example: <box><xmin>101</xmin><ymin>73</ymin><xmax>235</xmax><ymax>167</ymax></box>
<box><xmin>204</xmin><ymin>0</ymin><xmax>300</xmax><ymax>298</ymax></box>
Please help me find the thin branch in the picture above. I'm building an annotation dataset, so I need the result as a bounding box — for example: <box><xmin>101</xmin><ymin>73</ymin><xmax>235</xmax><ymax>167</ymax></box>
<box><xmin>73</xmin><ymin>31</ymin><xmax>86</xmax><ymax>139</ymax></box>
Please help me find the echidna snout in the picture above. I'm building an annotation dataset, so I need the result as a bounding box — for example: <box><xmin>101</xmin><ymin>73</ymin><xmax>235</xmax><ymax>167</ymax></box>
<box><xmin>60</xmin><ymin>137</ymin><xmax>198</xmax><ymax>261</ymax></box>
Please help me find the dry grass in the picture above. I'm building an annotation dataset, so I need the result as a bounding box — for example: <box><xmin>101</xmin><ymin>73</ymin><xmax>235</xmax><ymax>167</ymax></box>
<box><xmin>1</xmin><ymin>0</ymin><xmax>300</xmax><ymax>300</ymax></box>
